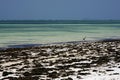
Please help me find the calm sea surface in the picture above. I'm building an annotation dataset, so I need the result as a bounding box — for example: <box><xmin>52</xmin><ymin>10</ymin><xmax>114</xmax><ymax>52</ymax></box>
<box><xmin>0</xmin><ymin>22</ymin><xmax>120</xmax><ymax>47</ymax></box>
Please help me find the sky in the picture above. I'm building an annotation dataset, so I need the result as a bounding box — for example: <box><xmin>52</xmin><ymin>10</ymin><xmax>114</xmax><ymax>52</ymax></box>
<box><xmin>0</xmin><ymin>0</ymin><xmax>120</xmax><ymax>20</ymax></box>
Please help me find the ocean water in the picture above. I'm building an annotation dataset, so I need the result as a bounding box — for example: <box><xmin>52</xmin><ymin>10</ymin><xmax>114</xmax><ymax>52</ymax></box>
<box><xmin>0</xmin><ymin>21</ymin><xmax>120</xmax><ymax>48</ymax></box>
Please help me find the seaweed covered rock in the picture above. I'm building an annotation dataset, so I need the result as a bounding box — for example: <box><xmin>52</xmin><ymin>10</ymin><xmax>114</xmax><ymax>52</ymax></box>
<box><xmin>2</xmin><ymin>71</ymin><xmax>13</xmax><ymax>76</ymax></box>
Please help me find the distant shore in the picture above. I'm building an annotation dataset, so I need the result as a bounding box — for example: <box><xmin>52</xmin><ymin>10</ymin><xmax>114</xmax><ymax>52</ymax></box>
<box><xmin>0</xmin><ymin>20</ymin><xmax>120</xmax><ymax>24</ymax></box>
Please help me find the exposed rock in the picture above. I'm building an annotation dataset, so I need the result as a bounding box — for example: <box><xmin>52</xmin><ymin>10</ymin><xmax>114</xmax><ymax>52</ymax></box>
<box><xmin>23</xmin><ymin>72</ymin><xmax>31</xmax><ymax>76</ymax></box>
<box><xmin>48</xmin><ymin>71</ymin><xmax>59</xmax><ymax>78</ymax></box>
<box><xmin>2</xmin><ymin>71</ymin><xmax>13</xmax><ymax>76</ymax></box>
<box><xmin>0</xmin><ymin>41</ymin><xmax>120</xmax><ymax>80</ymax></box>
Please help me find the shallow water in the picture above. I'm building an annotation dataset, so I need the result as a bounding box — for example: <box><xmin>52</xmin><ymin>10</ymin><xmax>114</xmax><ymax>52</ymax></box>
<box><xmin>0</xmin><ymin>23</ymin><xmax>120</xmax><ymax>47</ymax></box>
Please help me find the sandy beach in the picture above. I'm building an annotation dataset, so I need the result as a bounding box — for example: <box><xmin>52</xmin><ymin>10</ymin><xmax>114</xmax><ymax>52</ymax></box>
<box><xmin>0</xmin><ymin>40</ymin><xmax>120</xmax><ymax>80</ymax></box>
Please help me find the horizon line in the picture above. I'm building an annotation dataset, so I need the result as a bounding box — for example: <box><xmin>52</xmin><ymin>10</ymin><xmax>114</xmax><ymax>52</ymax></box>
<box><xmin>0</xmin><ymin>19</ymin><xmax>120</xmax><ymax>21</ymax></box>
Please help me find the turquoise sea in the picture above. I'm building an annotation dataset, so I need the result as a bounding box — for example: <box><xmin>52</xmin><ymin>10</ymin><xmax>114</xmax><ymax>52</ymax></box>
<box><xmin>0</xmin><ymin>20</ymin><xmax>120</xmax><ymax>48</ymax></box>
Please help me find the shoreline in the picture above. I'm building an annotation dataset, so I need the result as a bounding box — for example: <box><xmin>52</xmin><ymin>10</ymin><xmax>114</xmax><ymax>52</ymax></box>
<box><xmin>0</xmin><ymin>38</ymin><xmax>120</xmax><ymax>51</ymax></box>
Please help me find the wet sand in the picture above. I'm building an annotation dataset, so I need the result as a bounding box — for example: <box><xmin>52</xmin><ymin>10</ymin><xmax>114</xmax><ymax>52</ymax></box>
<box><xmin>0</xmin><ymin>40</ymin><xmax>120</xmax><ymax>80</ymax></box>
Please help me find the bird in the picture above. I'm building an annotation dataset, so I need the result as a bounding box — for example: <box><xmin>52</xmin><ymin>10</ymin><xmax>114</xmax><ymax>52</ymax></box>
<box><xmin>83</xmin><ymin>36</ymin><xmax>86</xmax><ymax>41</ymax></box>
